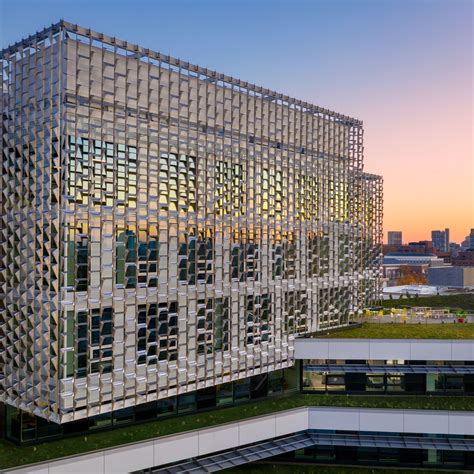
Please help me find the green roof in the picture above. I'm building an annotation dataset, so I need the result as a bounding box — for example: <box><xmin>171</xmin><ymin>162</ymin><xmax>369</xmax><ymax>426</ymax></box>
<box><xmin>1</xmin><ymin>394</ymin><xmax>473</xmax><ymax>470</ymax></box>
<box><xmin>315</xmin><ymin>323</ymin><xmax>474</xmax><ymax>339</ymax></box>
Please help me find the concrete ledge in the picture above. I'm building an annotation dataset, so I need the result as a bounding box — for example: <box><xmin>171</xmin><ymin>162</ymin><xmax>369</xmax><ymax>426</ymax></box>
<box><xmin>295</xmin><ymin>338</ymin><xmax>474</xmax><ymax>361</ymax></box>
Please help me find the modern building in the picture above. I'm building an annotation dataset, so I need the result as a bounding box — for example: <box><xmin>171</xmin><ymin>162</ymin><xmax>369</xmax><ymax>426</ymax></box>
<box><xmin>387</xmin><ymin>231</ymin><xmax>402</xmax><ymax>246</ymax></box>
<box><xmin>3</xmin><ymin>327</ymin><xmax>474</xmax><ymax>472</ymax></box>
<box><xmin>466</xmin><ymin>229</ymin><xmax>474</xmax><ymax>250</ymax></box>
<box><xmin>428</xmin><ymin>266</ymin><xmax>474</xmax><ymax>288</ymax></box>
<box><xmin>453</xmin><ymin>249</ymin><xmax>474</xmax><ymax>267</ymax></box>
<box><xmin>459</xmin><ymin>229</ymin><xmax>474</xmax><ymax>251</ymax></box>
<box><xmin>382</xmin><ymin>253</ymin><xmax>445</xmax><ymax>286</ymax></box>
<box><xmin>431</xmin><ymin>228</ymin><xmax>450</xmax><ymax>252</ymax></box>
<box><xmin>383</xmin><ymin>240</ymin><xmax>433</xmax><ymax>255</ymax></box>
<box><xmin>0</xmin><ymin>20</ymin><xmax>383</xmax><ymax>434</ymax></box>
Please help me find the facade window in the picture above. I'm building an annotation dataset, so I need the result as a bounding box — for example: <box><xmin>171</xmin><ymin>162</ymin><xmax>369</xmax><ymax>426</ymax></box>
<box><xmin>137</xmin><ymin>302</ymin><xmax>178</xmax><ymax>364</ymax></box>
<box><xmin>179</xmin><ymin>230</ymin><xmax>214</xmax><ymax>285</ymax></box>
<box><xmin>214</xmin><ymin>297</ymin><xmax>230</xmax><ymax>351</ymax></box>
<box><xmin>67</xmin><ymin>136</ymin><xmax>137</xmax><ymax>207</ymax></box>
<box><xmin>284</xmin><ymin>290</ymin><xmax>308</xmax><ymax>333</ymax></box>
<box><xmin>296</xmin><ymin>174</ymin><xmax>318</xmax><ymax>221</ymax></box>
<box><xmin>159</xmin><ymin>153</ymin><xmax>196</xmax><ymax>213</ymax></box>
<box><xmin>231</xmin><ymin>242</ymin><xmax>260</xmax><ymax>282</ymax></box>
<box><xmin>75</xmin><ymin>307</ymin><xmax>113</xmax><ymax>377</ymax></box>
<box><xmin>215</xmin><ymin>160</ymin><xmax>246</xmax><ymax>216</ymax></box>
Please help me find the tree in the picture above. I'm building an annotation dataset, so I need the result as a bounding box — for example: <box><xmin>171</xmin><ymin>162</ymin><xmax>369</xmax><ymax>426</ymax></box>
<box><xmin>397</xmin><ymin>266</ymin><xmax>427</xmax><ymax>286</ymax></box>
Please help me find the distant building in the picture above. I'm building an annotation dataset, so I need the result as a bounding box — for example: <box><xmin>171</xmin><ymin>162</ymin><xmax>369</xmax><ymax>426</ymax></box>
<box><xmin>449</xmin><ymin>242</ymin><xmax>461</xmax><ymax>256</ymax></box>
<box><xmin>460</xmin><ymin>230</ymin><xmax>474</xmax><ymax>250</ymax></box>
<box><xmin>383</xmin><ymin>253</ymin><xmax>445</xmax><ymax>286</ymax></box>
<box><xmin>428</xmin><ymin>266</ymin><xmax>474</xmax><ymax>288</ymax></box>
<box><xmin>453</xmin><ymin>249</ymin><xmax>474</xmax><ymax>267</ymax></box>
<box><xmin>383</xmin><ymin>240</ymin><xmax>433</xmax><ymax>255</ymax></box>
<box><xmin>432</xmin><ymin>228</ymin><xmax>450</xmax><ymax>252</ymax></box>
<box><xmin>387</xmin><ymin>231</ymin><xmax>402</xmax><ymax>246</ymax></box>
<box><xmin>435</xmin><ymin>252</ymin><xmax>452</xmax><ymax>264</ymax></box>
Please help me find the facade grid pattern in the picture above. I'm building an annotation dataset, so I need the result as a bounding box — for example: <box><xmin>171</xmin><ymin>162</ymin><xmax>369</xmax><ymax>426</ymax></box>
<box><xmin>1</xmin><ymin>21</ymin><xmax>383</xmax><ymax>423</ymax></box>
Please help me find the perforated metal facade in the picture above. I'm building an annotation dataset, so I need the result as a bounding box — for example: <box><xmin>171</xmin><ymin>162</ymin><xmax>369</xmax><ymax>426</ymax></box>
<box><xmin>0</xmin><ymin>21</ymin><xmax>383</xmax><ymax>423</ymax></box>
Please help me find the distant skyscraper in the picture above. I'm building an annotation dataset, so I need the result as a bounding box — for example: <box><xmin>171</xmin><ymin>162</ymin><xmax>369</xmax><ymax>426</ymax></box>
<box><xmin>469</xmin><ymin>229</ymin><xmax>474</xmax><ymax>250</ymax></box>
<box><xmin>432</xmin><ymin>228</ymin><xmax>449</xmax><ymax>252</ymax></box>
<box><xmin>387</xmin><ymin>231</ymin><xmax>402</xmax><ymax>246</ymax></box>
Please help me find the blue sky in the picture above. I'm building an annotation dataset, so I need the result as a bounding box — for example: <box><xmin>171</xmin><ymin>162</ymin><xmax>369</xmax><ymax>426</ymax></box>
<box><xmin>1</xmin><ymin>0</ymin><xmax>472</xmax><ymax>241</ymax></box>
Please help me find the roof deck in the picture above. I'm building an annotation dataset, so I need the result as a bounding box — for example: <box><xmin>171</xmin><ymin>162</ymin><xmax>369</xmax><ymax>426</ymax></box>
<box><xmin>314</xmin><ymin>323</ymin><xmax>474</xmax><ymax>340</ymax></box>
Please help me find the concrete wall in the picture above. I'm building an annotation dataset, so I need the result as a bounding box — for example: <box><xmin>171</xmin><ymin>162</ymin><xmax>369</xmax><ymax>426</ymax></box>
<box><xmin>428</xmin><ymin>266</ymin><xmax>464</xmax><ymax>287</ymax></box>
<box><xmin>7</xmin><ymin>407</ymin><xmax>474</xmax><ymax>474</ymax></box>
<box><xmin>308</xmin><ymin>407</ymin><xmax>474</xmax><ymax>436</ymax></box>
<box><xmin>294</xmin><ymin>338</ymin><xmax>474</xmax><ymax>361</ymax></box>
<box><xmin>428</xmin><ymin>265</ymin><xmax>474</xmax><ymax>287</ymax></box>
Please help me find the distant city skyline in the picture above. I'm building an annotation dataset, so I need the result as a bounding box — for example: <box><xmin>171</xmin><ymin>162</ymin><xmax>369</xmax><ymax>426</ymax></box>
<box><xmin>386</xmin><ymin>227</ymin><xmax>473</xmax><ymax>246</ymax></box>
<box><xmin>1</xmin><ymin>0</ymin><xmax>472</xmax><ymax>242</ymax></box>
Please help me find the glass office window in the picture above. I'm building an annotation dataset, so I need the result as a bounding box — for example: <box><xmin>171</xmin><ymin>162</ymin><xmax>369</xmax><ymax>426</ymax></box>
<box><xmin>366</xmin><ymin>374</ymin><xmax>385</xmax><ymax>392</ymax></box>
<box><xmin>325</xmin><ymin>374</ymin><xmax>345</xmax><ymax>391</ymax></box>
<box><xmin>303</xmin><ymin>372</ymin><xmax>326</xmax><ymax>391</ymax></box>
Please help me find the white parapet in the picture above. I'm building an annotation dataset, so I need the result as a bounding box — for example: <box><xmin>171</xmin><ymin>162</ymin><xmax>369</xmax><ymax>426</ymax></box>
<box><xmin>294</xmin><ymin>338</ymin><xmax>474</xmax><ymax>361</ymax></box>
<box><xmin>7</xmin><ymin>407</ymin><xmax>474</xmax><ymax>474</ymax></box>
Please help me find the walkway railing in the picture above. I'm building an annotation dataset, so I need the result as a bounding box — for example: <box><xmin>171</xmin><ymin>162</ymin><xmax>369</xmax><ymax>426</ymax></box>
<box><xmin>353</xmin><ymin>307</ymin><xmax>474</xmax><ymax>324</ymax></box>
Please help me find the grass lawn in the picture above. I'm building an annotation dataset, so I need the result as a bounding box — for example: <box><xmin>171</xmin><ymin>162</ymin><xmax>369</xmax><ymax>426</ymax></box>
<box><xmin>225</xmin><ymin>463</ymin><xmax>460</xmax><ymax>474</ymax></box>
<box><xmin>1</xmin><ymin>394</ymin><xmax>473</xmax><ymax>470</ymax></box>
<box><xmin>381</xmin><ymin>294</ymin><xmax>474</xmax><ymax>311</ymax></box>
<box><xmin>317</xmin><ymin>323</ymin><xmax>474</xmax><ymax>339</ymax></box>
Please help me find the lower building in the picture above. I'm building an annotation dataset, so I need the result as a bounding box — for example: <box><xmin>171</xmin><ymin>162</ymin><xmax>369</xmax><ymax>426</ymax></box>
<box><xmin>428</xmin><ymin>266</ymin><xmax>474</xmax><ymax>288</ymax></box>
<box><xmin>383</xmin><ymin>252</ymin><xmax>445</xmax><ymax>286</ymax></box>
<box><xmin>453</xmin><ymin>249</ymin><xmax>474</xmax><ymax>266</ymax></box>
<box><xmin>2</xmin><ymin>324</ymin><xmax>474</xmax><ymax>473</ymax></box>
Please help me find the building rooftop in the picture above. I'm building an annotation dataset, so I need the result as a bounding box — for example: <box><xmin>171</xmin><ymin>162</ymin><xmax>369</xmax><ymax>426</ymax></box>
<box><xmin>1</xmin><ymin>393</ymin><xmax>472</xmax><ymax>471</ymax></box>
<box><xmin>1</xmin><ymin>20</ymin><xmax>361</xmax><ymax>126</ymax></box>
<box><xmin>315</xmin><ymin>323</ymin><xmax>474</xmax><ymax>340</ymax></box>
<box><xmin>385</xmin><ymin>253</ymin><xmax>436</xmax><ymax>258</ymax></box>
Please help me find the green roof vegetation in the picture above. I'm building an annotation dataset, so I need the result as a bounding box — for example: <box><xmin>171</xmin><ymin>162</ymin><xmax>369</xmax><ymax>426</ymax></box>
<box><xmin>226</xmin><ymin>463</ymin><xmax>459</xmax><ymax>474</ymax></box>
<box><xmin>317</xmin><ymin>323</ymin><xmax>474</xmax><ymax>339</ymax></box>
<box><xmin>381</xmin><ymin>294</ymin><xmax>474</xmax><ymax>311</ymax></box>
<box><xmin>1</xmin><ymin>394</ymin><xmax>473</xmax><ymax>470</ymax></box>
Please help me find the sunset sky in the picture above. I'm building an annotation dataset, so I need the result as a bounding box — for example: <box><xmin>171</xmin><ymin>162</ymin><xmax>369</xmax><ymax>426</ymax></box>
<box><xmin>1</xmin><ymin>0</ymin><xmax>472</xmax><ymax>243</ymax></box>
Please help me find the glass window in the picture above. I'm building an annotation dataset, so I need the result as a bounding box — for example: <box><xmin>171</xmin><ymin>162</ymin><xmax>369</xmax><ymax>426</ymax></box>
<box><xmin>196</xmin><ymin>387</ymin><xmax>216</xmax><ymax>410</ymax></box>
<box><xmin>444</xmin><ymin>375</ymin><xmax>464</xmax><ymax>392</ymax></box>
<box><xmin>366</xmin><ymin>374</ymin><xmax>385</xmax><ymax>392</ymax></box>
<box><xmin>233</xmin><ymin>379</ymin><xmax>251</xmax><ymax>402</ymax></box>
<box><xmin>303</xmin><ymin>372</ymin><xmax>326</xmax><ymax>391</ymax></box>
<box><xmin>21</xmin><ymin>411</ymin><xmax>37</xmax><ymax>442</ymax></box>
<box><xmin>386</xmin><ymin>373</ymin><xmax>404</xmax><ymax>392</ymax></box>
<box><xmin>283</xmin><ymin>363</ymin><xmax>300</xmax><ymax>392</ymax></box>
<box><xmin>428</xmin><ymin>373</ymin><xmax>446</xmax><ymax>392</ymax></box>
<box><xmin>345</xmin><ymin>373</ymin><xmax>366</xmax><ymax>392</ymax></box>
<box><xmin>357</xmin><ymin>447</ymin><xmax>378</xmax><ymax>463</ymax></box>
<box><xmin>157</xmin><ymin>398</ymin><xmax>177</xmax><ymax>417</ymax></box>
<box><xmin>250</xmin><ymin>374</ymin><xmax>268</xmax><ymax>399</ymax></box>
<box><xmin>177</xmin><ymin>393</ymin><xmax>196</xmax><ymax>413</ymax></box>
<box><xmin>325</xmin><ymin>374</ymin><xmax>345</xmax><ymax>391</ymax></box>
<box><xmin>379</xmin><ymin>448</ymin><xmax>400</xmax><ymax>464</ymax></box>
<box><xmin>216</xmin><ymin>383</ymin><xmax>233</xmax><ymax>406</ymax></box>
<box><xmin>113</xmin><ymin>407</ymin><xmax>134</xmax><ymax>425</ymax></box>
<box><xmin>89</xmin><ymin>413</ymin><xmax>112</xmax><ymax>430</ymax></box>
<box><xmin>36</xmin><ymin>416</ymin><xmax>61</xmax><ymax>440</ymax></box>
<box><xmin>268</xmin><ymin>370</ymin><xmax>284</xmax><ymax>395</ymax></box>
